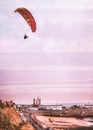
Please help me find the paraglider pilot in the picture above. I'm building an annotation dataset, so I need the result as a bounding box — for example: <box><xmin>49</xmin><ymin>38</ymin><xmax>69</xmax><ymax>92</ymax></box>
<box><xmin>24</xmin><ymin>34</ymin><xmax>28</xmax><ymax>39</ymax></box>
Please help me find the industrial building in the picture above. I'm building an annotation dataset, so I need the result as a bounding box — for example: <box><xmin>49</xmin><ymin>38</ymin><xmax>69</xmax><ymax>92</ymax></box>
<box><xmin>33</xmin><ymin>97</ymin><xmax>41</xmax><ymax>107</ymax></box>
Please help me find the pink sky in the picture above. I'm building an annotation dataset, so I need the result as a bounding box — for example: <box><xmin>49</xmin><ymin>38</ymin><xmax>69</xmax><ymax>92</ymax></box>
<box><xmin>0</xmin><ymin>0</ymin><xmax>93</xmax><ymax>104</ymax></box>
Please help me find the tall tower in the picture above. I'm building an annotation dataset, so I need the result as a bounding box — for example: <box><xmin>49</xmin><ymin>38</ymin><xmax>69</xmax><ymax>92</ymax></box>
<box><xmin>36</xmin><ymin>97</ymin><xmax>41</xmax><ymax>106</ymax></box>
<box><xmin>33</xmin><ymin>97</ymin><xmax>41</xmax><ymax>107</ymax></box>
<box><xmin>33</xmin><ymin>98</ymin><xmax>36</xmax><ymax>106</ymax></box>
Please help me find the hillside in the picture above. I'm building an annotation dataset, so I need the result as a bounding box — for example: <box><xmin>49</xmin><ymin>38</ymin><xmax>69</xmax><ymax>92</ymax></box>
<box><xmin>0</xmin><ymin>107</ymin><xmax>22</xmax><ymax>126</ymax></box>
<box><xmin>0</xmin><ymin>100</ymin><xmax>35</xmax><ymax>130</ymax></box>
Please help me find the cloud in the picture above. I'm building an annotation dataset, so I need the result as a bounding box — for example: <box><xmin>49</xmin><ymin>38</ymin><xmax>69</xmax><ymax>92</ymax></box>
<box><xmin>22</xmin><ymin>0</ymin><xmax>93</xmax><ymax>9</ymax></box>
<box><xmin>1</xmin><ymin>1</ymin><xmax>93</xmax><ymax>53</ymax></box>
<box><xmin>0</xmin><ymin>0</ymin><xmax>93</xmax><ymax>104</ymax></box>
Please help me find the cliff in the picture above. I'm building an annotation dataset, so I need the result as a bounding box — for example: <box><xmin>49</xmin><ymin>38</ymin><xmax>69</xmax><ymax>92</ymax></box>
<box><xmin>0</xmin><ymin>100</ymin><xmax>35</xmax><ymax>130</ymax></box>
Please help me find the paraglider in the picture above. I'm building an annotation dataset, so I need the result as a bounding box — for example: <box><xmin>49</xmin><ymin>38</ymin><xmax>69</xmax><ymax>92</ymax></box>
<box><xmin>14</xmin><ymin>7</ymin><xmax>36</xmax><ymax>39</ymax></box>
<box><xmin>24</xmin><ymin>34</ymin><xmax>28</xmax><ymax>39</ymax></box>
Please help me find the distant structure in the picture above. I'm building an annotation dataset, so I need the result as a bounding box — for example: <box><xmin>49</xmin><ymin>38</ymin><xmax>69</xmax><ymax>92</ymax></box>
<box><xmin>33</xmin><ymin>97</ymin><xmax>41</xmax><ymax>107</ymax></box>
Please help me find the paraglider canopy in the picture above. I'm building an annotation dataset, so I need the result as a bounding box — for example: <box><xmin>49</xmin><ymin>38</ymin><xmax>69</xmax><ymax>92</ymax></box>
<box><xmin>15</xmin><ymin>7</ymin><xmax>36</xmax><ymax>32</ymax></box>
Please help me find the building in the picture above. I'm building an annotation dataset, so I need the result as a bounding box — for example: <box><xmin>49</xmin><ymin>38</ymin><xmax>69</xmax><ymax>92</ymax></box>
<box><xmin>33</xmin><ymin>97</ymin><xmax>41</xmax><ymax>107</ymax></box>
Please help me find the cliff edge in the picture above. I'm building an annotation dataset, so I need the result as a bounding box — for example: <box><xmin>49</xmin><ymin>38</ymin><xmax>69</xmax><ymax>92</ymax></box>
<box><xmin>0</xmin><ymin>100</ymin><xmax>35</xmax><ymax>130</ymax></box>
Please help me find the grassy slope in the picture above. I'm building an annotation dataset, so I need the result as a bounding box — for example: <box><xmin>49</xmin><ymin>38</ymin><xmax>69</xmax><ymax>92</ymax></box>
<box><xmin>0</xmin><ymin>107</ymin><xmax>35</xmax><ymax>130</ymax></box>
